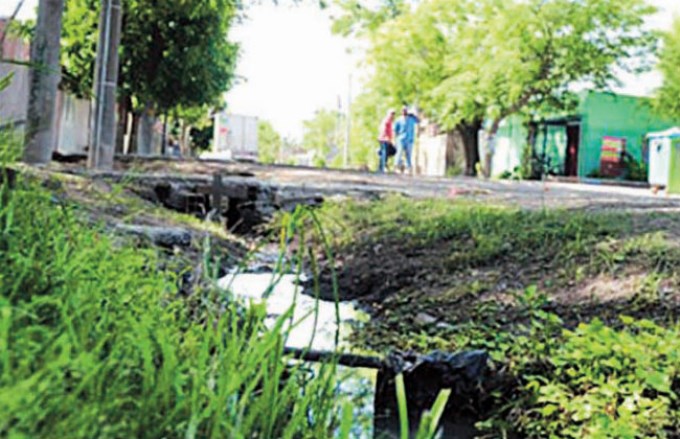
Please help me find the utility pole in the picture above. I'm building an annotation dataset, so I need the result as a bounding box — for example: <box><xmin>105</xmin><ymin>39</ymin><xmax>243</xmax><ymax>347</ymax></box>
<box><xmin>88</xmin><ymin>0</ymin><xmax>122</xmax><ymax>170</ymax></box>
<box><xmin>23</xmin><ymin>0</ymin><xmax>65</xmax><ymax>164</ymax></box>
<box><xmin>344</xmin><ymin>74</ymin><xmax>351</xmax><ymax>168</ymax></box>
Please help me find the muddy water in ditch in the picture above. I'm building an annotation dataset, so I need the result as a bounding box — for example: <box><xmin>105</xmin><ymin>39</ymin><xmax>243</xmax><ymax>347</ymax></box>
<box><xmin>217</xmin><ymin>245</ymin><xmax>376</xmax><ymax>438</ymax></box>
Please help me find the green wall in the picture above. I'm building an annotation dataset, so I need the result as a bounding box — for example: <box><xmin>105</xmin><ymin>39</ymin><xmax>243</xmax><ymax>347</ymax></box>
<box><xmin>490</xmin><ymin>115</ymin><xmax>526</xmax><ymax>176</ymax></box>
<box><xmin>577</xmin><ymin>91</ymin><xmax>673</xmax><ymax>177</ymax></box>
<box><xmin>535</xmin><ymin>124</ymin><xmax>568</xmax><ymax>174</ymax></box>
<box><xmin>488</xmin><ymin>91</ymin><xmax>674</xmax><ymax>178</ymax></box>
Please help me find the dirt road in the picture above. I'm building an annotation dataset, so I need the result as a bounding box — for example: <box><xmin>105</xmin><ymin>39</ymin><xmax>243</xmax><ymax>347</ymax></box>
<box><xmin>107</xmin><ymin>158</ymin><xmax>680</xmax><ymax>212</ymax></box>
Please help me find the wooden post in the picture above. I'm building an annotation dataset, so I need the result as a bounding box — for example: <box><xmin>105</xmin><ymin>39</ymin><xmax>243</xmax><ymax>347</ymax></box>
<box><xmin>212</xmin><ymin>173</ymin><xmax>223</xmax><ymax>214</ymax></box>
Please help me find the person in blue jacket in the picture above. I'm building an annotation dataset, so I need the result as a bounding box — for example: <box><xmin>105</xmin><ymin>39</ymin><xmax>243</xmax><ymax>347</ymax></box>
<box><xmin>393</xmin><ymin>106</ymin><xmax>420</xmax><ymax>174</ymax></box>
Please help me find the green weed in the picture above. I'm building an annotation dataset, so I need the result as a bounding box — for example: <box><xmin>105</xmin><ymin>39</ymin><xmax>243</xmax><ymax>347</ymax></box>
<box><xmin>0</xmin><ymin>175</ymin><xmax>345</xmax><ymax>438</ymax></box>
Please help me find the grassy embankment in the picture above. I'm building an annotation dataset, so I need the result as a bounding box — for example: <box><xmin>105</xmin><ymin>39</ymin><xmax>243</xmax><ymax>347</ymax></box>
<box><xmin>319</xmin><ymin>196</ymin><xmax>680</xmax><ymax>437</ymax></box>
<box><xmin>0</xmin><ymin>129</ymin><xmax>352</xmax><ymax>439</ymax></box>
<box><xmin>0</xmin><ymin>131</ymin><xmax>451</xmax><ymax>439</ymax></box>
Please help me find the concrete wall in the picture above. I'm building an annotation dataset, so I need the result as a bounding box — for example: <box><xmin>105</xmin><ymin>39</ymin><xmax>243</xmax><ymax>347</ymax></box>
<box><xmin>480</xmin><ymin>115</ymin><xmax>526</xmax><ymax>177</ymax></box>
<box><xmin>0</xmin><ymin>18</ymin><xmax>30</xmax><ymax>128</ymax></box>
<box><xmin>1</xmin><ymin>20</ymin><xmax>91</xmax><ymax>155</ymax></box>
<box><xmin>55</xmin><ymin>92</ymin><xmax>91</xmax><ymax>155</ymax></box>
<box><xmin>416</xmin><ymin>134</ymin><xmax>447</xmax><ymax>177</ymax></box>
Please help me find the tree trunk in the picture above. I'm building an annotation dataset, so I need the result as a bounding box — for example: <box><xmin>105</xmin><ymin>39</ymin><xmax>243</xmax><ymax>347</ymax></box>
<box><xmin>483</xmin><ymin>119</ymin><xmax>502</xmax><ymax>179</ymax></box>
<box><xmin>161</xmin><ymin>113</ymin><xmax>167</xmax><ymax>156</ymax></box>
<box><xmin>456</xmin><ymin>119</ymin><xmax>482</xmax><ymax>177</ymax></box>
<box><xmin>523</xmin><ymin>122</ymin><xmax>538</xmax><ymax>179</ymax></box>
<box><xmin>23</xmin><ymin>0</ymin><xmax>65</xmax><ymax>165</ymax></box>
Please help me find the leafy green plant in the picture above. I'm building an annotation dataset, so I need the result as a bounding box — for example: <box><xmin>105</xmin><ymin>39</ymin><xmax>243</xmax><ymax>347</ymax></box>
<box><xmin>0</xmin><ymin>171</ymin><xmax>348</xmax><ymax>438</ymax></box>
<box><xmin>517</xmin><ymin>318</ymin><xmax>680</xmax><ymax>438</ymax></box>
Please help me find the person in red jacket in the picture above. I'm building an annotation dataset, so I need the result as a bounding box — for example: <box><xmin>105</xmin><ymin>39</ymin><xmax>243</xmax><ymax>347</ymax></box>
<box><xmin>378</xmin><ymin>109</ymin><xmax>396</xmax><ymax>173</ymax></box>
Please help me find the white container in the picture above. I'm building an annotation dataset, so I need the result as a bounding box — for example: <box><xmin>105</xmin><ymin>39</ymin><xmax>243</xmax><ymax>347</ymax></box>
<box><xmin>213</xmin><ymin>112</ymin><xmax>259</xmax><ymax>159</ymax></box>
<box><xmin>649</xmin><ymin>136</ymin><xmax>671</xmax><ymax>186</ymax></box>
<box><xmin>647</xmin><ymin>127</ymin><xmax>680</xmax><ymax>187</ymax></box>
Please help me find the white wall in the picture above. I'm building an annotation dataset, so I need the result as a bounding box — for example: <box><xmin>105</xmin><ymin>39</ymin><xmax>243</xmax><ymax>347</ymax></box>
<box><xmin>416</xmin><ymin>134</ymin><xmax>447</xmax><ymax>177</ymax></box>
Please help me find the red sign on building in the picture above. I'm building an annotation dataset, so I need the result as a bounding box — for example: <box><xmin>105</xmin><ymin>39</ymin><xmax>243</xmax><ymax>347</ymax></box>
<box><xmin>600</xmin><ymin>136</ymin><xmax>626</xmax><ymax>178</ymax></box>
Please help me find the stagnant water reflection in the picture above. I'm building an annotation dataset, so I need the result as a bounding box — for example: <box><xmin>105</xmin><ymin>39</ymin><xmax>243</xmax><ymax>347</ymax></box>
<box><xmin>217</xmin><ymin>251</ymin><xmax>376</xmax><ymax>438</ymax></box>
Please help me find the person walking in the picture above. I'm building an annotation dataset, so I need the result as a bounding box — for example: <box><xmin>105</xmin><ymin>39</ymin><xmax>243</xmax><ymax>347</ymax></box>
<box><xmin>394</xmin><ymin>106</ymin><xmax>420</xmax><ymax>174</ymax></box>
<box><xmin>378</xmin><ymin>109</ymin><xmax>396</xmax><ymax>173</ymax></box>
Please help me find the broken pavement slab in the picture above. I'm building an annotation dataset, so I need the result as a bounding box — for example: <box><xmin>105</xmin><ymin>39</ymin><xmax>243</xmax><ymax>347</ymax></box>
<box><xmin>115</xmin><ymin>224</ymin><xmax>193</xmax><ymax>248</ymax></box>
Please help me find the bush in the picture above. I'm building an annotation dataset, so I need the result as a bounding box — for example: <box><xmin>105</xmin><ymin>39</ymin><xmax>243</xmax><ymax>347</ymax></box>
<box><xmin>0</xmin><ymin>174</ymin><xmax>342</xmax><ymax>438</ymax></box>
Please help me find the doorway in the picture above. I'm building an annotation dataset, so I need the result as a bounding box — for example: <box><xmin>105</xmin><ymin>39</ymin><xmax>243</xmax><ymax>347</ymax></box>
<box><xmin>565</xmin><ymin>124</ymin><xmax>581</xmax><ymax>177</ymax></box>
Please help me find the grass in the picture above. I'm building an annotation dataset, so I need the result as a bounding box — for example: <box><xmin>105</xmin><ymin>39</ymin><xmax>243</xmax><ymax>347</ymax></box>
<box><xmin>317</xmin><ymin>195</ymin><xmax>680</xmax><ymax>437</ymax></box>
<box><xmin>0</xmin><ymin>167</ymin><xmax>350</xmax><ymax>438</ymax></box>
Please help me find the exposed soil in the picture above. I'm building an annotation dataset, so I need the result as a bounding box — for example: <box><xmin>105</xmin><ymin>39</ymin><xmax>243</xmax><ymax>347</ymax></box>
<box><xmin>311</xmin><ymin>203</ymin><xmax>680</xmax><ymax>353</ymax></box>
<box><xmin>31</xmin><ymin>158</ymin><xmax>680</xmax><ymax>350</ymax></box>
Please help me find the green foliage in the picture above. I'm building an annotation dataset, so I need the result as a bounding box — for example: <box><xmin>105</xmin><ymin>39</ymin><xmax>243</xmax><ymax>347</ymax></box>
<box><xmin>301</xmin><ymin>109</ymin><xmax>344</xmax><ymax>167</ymax></box>
<box><xmin>258</xmin><ymin>120</ymin><xmax>281</xmax><ymax>164</ymax></box>
<box><xmin>331</xmin><ymin>0</ymin><xmax>407</xmax><ymax>37</ymax></box>
<box><xmin>189</xmin><ymin>122</ymin><xmax>213</xmax><ymax>152</ymax></box>
<box><xmin>623</xmin><ymin>156</ymin><xmax>649</xmax><ymax>182</ymax></box>
<box><xmin>0</xmin><ymin>127</ymin><xmax>22</xmax><ymax>163</ymax></box>
<box><xmin>321</xmin><ymin>196</ymin><xmax>621</xmax><ymax>270</ymax></box>
<box><xmin>60</xmin><ymin>0</ymin><xmax>238</xmax><ymax>112</ymax></box>
<box><xmin>517</xmin><ymin>318</ymin><xmax>680</xmax><ymax>438</ymax></box>
<box><xmin>344</xmin><ymin>0</ymin><xmax>657</xmax><ymax>170</ymax></box>
<box><xmin>0</xmin><ymin>175</ymin><xmax>348</xmax><ymax>437</ymax></box>
<box><xmin>347</xmin><ymin>91</ymin><xmax>389</xmax><ymax>169</ymax></box>
<box><xmin>60</xmin><ymin>0</ymin><xmax>98</xmax><ymax>98</ymax></box>
<box><xmin>656</xmin><ymin>18</ymin><xmax>680</xmax><ymax>121</ymax></box>
<box><xmin>322</xmin><ymin>195</ymin><xmax>680</xmax><ymax>437</ymax></box>
<box><xmin>0</xmin><ymin>73</ymin><xmax>13</xmax><ymax>92</ymax></box>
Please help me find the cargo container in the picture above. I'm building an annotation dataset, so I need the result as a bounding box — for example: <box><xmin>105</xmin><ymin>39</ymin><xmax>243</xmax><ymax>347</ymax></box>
<box><xmin>213</xmin><ymin>112</ymin><xmax>258</xmax><ymax>160</ymax></box>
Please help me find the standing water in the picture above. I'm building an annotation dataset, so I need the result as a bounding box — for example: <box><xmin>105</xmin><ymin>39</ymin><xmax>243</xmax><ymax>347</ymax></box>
<box><xmin>217</xmin><ymin>245</ymin><xmax>376</xmax><ymax>438</ymax></box>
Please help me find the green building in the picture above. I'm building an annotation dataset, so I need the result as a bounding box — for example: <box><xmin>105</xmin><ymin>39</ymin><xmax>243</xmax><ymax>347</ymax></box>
<box><xmin>487</xmin><ymin>91</ymin><xmax>674</xmax><ymax>179</ymax></box>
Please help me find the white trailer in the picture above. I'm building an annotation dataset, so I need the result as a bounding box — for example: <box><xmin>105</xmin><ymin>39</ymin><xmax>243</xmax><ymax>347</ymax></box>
<box><xmin>212</xmin><ymin>112</ymin><xmax>258</xmax><ymax>160</ymax></box>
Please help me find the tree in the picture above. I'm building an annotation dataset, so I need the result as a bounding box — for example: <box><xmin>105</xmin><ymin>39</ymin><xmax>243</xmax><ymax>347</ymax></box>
<box><xmin>301</xmin><ymin>109</ymin><xmax>344</xmax><ymax>167</ymax></box>
<box><xmin>656</xmin><ymin>18</ymin><xmax>680</xmax><ymax>121</ymax></box>
<box><xmin>453</xmin><ymin>0</ymin><xmax>656</xmax><ymax>176</ymax></box>
<box><xmin>364</xmin><ymin>0</ymin><xmax>482</xmax><ymax>174</ymax></box>
<box><xmin>60</xmin><ymin>0</ymin><xmax>239</xmax><ymax>154</ymax></box>
<box><xmin>258</xmin><ymin>120</ymin><xmax>281</xmax><ymax>164</ymax></box>
<box><xmin>343</xmin><ymin>0</ymin><xmax>657</xmax><ymax>176</ymax></box>
<box><xmin>345</xmin><ymin>0</ymin><xmax>484</xmax><ymax>174</ymax></box>
<box><xmin>24</xmin><ymin>0</ymin><xmax>65</xmax><ymax>164</ymax></box>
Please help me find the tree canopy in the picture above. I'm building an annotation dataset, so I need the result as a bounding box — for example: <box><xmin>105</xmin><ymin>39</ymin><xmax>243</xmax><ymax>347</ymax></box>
<box><xmin>656</xmin><ymin>18</ymin><xmax>680</xmax><ymax>121</ymax></box>
<box><xmin>257</xmin><ymin>120</ymin><xmax>281</xmax><ymax>164</ymax></box>
<box><xmin>341</xmin><ymin>0</ymin><xmax>658</xmax><ymax>175</ymax></box>
<box><xmin>60</xmin><ymin>0</ymin><xmax>239</xmax><ymax>113</ymax></box>
<box><xmin>301</xmin><ymin>109</ymin><xmax>344</xmax><ymax>167</ymax></box>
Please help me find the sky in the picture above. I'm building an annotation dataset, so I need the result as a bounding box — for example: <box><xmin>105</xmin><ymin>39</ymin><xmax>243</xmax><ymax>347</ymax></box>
<box><xmin>2</xmin><ymin>0</ymin><xmax>680</xmax><ymax>140</ymax></box>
